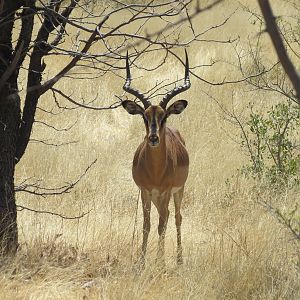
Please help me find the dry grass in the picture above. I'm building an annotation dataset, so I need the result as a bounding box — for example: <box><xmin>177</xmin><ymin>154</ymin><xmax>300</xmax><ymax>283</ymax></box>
<box><xmin>2</xmin><ymin>0</ymin><xmax>299</xmax><ymax>299</ymax></box>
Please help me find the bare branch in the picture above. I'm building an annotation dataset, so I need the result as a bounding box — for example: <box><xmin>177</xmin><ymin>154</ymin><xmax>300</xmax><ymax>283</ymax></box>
<box><xmin>14</xmin><ymin>2</ymin><xmax>35</xmax><ymax>73</ymax></box>
<box><xmin>34</xmin><ymin>120</ymin><xmax>77</xmax><ymax>132</ymax></box>
<box><xmin>258</xmin><ymin>0</ymin><xmax>300</xmax><ymax>102</ymax></box>
<box><xmin>0</xmin><ymin>41</ymin><xmax>23</xmax><ymax>92</ymax></box>
<box><xmin>29</xmin><ymin>138</ymin><xmax>78</xmax><ymax>147</ymax></box>
<box><xmin>15</xmin><ymin>0</ymin><xmax>79</xmax><ymax>163</ymax></box>
<box><xmin>259</xmin><ymin>200</ymin><xmax>300</xmax><ymax>241</ymax></box>
<box><xmin>167</xmin><ymin>47</ymin><xmax>269</xmax><ymax>86</ymax></box>
<box><xmin>38</xmin><ymin>14</ymin><xmax>109</xmax><ymax>95</ymax></box>
<box><xmin>51</xmin><ymin>87</ymin><xmax>122</xmax><ymax>110</ymax></box>
<box><xmin>17</xmin><ymin>205</ymin><xmax>91</xmax><ymax>220</ymax></box>
<box><xmin>15</xmin><ymin>159</ymin><xmax>97</xmax><ymax>197</ymax></box>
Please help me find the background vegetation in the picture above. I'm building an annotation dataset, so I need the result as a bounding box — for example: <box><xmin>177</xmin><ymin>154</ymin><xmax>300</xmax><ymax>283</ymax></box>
<box><xmin>0</xmin><ymin>0</ymin><xmax>299</xmax><ymax>299</ymax></box>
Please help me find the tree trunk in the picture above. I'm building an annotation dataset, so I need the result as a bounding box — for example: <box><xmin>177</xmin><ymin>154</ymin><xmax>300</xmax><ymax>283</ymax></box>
<box><xmin>0</xmin><ymin>0</ymin><xmax>23</xmax><ymax>255</ymax></box>
<box><xmin>0</xmin><ymin>95</ymin><xmax>20</xmax><ymax>254</ymax></box>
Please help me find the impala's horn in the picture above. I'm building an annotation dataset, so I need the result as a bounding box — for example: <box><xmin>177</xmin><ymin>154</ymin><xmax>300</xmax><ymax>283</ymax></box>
<box><xmin>123</xmin><ymin>51</ymin><xmax>151</xmax><ymax>109</ymax></box>
<box><xmin>159</xmin><ymin>49</ymin><xmax>190</xmax><ymax>109</ymax></box>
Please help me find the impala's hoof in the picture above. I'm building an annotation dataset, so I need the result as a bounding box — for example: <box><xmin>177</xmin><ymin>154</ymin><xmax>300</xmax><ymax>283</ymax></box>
<box><xmin>133</xmin><ymin>258</ymin><xmax>145</xmax><ymax>275</ymax></box>
<box><xmin>155</xmin><ymin>256</ymin><xmax>166</xmax><ymax>271</ymax></box>
<box><xmin>177</xmin><ymin>256</ymin><xmax>183</xmax><ymax>265</ymax></box>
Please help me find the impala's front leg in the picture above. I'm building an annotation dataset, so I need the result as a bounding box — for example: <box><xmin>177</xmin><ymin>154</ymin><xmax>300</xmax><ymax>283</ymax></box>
<box><xmin>174</xmin><ymin>187</ymin><xmax>184</xmax><ymax>265</ymax></box>
<box><xmin>139</xmin><ymin>189</ymin><xmax>151</xmax><ymax>269</ymax></box>
<box><xmin>157</xmin><ymin>192</ymin><xmax>171</xmax><ymax>267</ymax></box>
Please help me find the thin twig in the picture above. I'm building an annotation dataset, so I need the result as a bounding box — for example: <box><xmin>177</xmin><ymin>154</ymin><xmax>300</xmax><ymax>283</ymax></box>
<box><xmin>17</xmin><ymin>205</ymin><xmax>91</xmax><ymax>220</ymax></box>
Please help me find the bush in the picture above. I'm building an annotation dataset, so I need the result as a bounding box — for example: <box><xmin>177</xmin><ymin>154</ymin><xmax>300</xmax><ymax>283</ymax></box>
<box><xmin>240</xmin><ymin>101</ymin><xmax>300</xmax><ymax>188</ymax></box>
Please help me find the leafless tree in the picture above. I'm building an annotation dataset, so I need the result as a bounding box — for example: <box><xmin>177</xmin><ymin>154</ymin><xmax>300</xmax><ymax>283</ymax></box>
<box><xmin>257</xmin><ymin>0</ymin><xmax>300</xmax><ymax>103</ymax></box>
<box><xmin>230</xmin><ymin>0</ymin><xmax>300</xmax><ymax>106</ymax></box>
<box><xmin>0</xmin><ymin>0</ymin><xmax>234</xmax><ymax>254</ymax></box>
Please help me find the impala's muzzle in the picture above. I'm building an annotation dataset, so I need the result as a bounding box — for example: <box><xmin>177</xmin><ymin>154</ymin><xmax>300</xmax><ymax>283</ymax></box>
<box><xmin>148</xmin><ymin>134</ymin><xmax>159</xmax><ymax>147</ymax></box>
<box><xmin>147</xmin><ymin>111</ymin><xmax>160</xmax><ymax>147</ymax></box>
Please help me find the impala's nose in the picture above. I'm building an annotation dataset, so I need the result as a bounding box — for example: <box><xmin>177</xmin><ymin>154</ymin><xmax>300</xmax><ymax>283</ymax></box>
<box><xmin>149</xmin><ymin>134</ymin><xmax>159</xmax><ymax>146</ymax></box>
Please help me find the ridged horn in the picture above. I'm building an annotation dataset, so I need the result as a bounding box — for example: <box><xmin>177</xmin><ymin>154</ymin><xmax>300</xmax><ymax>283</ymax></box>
<box><xmin>159</xmin><ymin>49</ymin><xmax>190</xmax><ymax>109</ymax></box>
<box><xmin>123</xmin><ymin>51</ymin><xmax>151</xmax><ymax>109</ymax></box>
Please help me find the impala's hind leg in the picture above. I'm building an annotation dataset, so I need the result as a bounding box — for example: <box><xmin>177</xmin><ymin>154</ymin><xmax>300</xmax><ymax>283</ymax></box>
<box><xmin>174</xmin><ymin>187</ymin><xmax>184</xmax><ymax>264</ymax></box>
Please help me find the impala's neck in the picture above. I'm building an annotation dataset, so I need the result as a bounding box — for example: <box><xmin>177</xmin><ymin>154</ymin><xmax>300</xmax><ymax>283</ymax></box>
<box><xmin>145</xmin><ymin>128</ymin><xmax>167</xmax><ymax>177</ymax></box>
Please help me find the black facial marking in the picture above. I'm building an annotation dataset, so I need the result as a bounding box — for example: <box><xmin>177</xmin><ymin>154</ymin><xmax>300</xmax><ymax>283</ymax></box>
<box><xmin>150</xmin><ymin>107</ymin><xmax>157</xmax><ymax>134</ymax></box>
<box><xmin>160</xmin><ymin>115</ymin><xmax>167</xmax><ymax>125</ymax></box>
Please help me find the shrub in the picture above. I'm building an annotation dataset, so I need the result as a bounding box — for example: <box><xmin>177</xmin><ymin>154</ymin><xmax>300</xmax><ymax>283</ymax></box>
<box><xmin>240</xmin><ymin>101</ymin><xmax>300</xmax><ymax>189</ymax></box>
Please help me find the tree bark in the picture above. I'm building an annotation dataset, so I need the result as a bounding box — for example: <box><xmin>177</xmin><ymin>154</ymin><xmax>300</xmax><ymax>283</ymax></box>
<box><xmin>0</xmin><ymin>96</ymin><xmax>20</xmax><ymax>254</ymax></box>
<box><xmin>0</xmin><ymin>0</ymin><xmax>22</xmax><ymax>254</ymax></box>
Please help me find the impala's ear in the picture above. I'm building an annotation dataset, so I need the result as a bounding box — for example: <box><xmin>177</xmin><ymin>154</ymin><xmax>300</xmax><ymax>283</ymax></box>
<box><xmin>166</xmin><ymin>100</ymin><xmax>188</xmax><ymax>116</ymax></box>
<box><xmin>122</xmin><ymin>100</ymin><xmax>145</xmax><ymax>115</ymax></box>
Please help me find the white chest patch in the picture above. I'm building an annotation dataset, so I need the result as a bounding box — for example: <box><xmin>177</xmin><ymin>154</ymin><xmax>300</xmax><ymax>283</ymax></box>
<box><xmin>171</xmin><ymin>187</ymin><xmax>182</xmax><ymax>194</ymax></box>
<box><xmin>144</xmin><ymin>187</ymin><xmax>182</xmax><ymax>207</ymax></box>
<box><xmin>144</xmin><ymin>189</ymin><xmax>162</xmax><ymax>207</ymax></box>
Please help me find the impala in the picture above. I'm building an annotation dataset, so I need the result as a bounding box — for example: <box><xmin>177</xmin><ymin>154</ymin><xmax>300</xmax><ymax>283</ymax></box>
<box><xmin>122</xmin><ymin>51</ymin><xmax>190</xmax><ymax>268</ymax></box>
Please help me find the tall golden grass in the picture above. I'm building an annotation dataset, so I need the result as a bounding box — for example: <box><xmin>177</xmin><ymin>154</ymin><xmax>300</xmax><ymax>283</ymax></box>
<box><xmin>1</xmin><ymin>0</ymin><xmax>299</xmax><ymax>299</ymax></box>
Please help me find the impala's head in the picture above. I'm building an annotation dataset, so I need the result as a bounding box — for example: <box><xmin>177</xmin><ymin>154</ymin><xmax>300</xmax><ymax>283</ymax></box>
<box><xmin>122</xmin><ymin>51</ymin><xmax>190</xmax><ymax>147</ymax></box>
